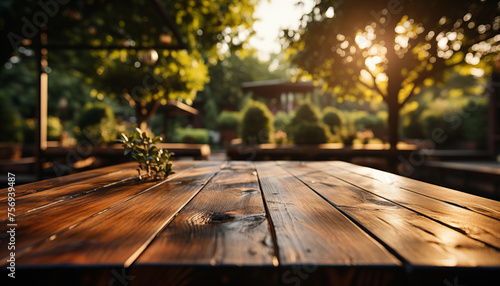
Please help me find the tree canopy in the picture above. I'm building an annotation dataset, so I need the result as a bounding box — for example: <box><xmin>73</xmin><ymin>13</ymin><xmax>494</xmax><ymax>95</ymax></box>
<box><xmin>1</xmin><ymin>0</ymin><xmax>259</xmax><ymax>130</ymax></box>
<box><xmin>284</xmin><ymin>0</ymin><xmax>500</xmax><ymax>147</ymax></box>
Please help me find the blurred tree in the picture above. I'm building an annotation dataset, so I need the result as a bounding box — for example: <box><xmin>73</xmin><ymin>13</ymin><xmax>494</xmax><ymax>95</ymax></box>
<box><xmin>1</xmin><ymin>0</ymin><xmax>259</xmax><ymax>130</ymax></box>
<box><xmin>0</xmin><ymin>51</ymin><xmax>94</xmax><ymax>123</ymax></box>
<box><xmin>284</xmin><ymin>0</ymin><xmax>500</xmax><ymax>148</ymax></box>
<box><xmin>195</xmin><ymin>52</ymin><xmax>290</xmax><ymax>113</ymax></box>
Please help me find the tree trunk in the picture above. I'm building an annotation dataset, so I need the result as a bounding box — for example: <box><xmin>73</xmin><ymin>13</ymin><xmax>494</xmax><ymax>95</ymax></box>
<box><xmin>386</xmin><ymin>75</ymin><xmax>401</xmax><ymax>150</ymax></box>
<box><xmin>135</xmin><ymin>101</ymin><xmax>149</xmax><ymax>131</ymax></box>
<box><xmin>386</xmin><ymin>94</ymin><xmax>399</xmax><ymax>149</ymax></box>
<box><xmin>384</xmin><ymin>36</ymin><xmax>402</xmax><ymax>150</ymax></box>
<box><xmin>134</xmin><ymin>99</ymin><xmax>160</xmax><ymax>132</ymax></box>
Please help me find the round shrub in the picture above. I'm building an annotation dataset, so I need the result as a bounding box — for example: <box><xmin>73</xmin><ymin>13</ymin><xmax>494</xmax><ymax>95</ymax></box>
<box><xmin>240</xmin><ymin>100</ymin><xmax>274</xmax><ymax>144</ymax></box>
<box><xmin>288</xmin><ymin>101</ymin><xmax>322</xmax><ymax>141</ymax></box>
<box><xmin>290</xmin><ymin>101</ymin><xmax>321</xmax><ymax>126</ymax></box>
<box><xmin>293</xmin><ymin>122</ymin><xmax>330</xmax><ymax>145</ymax></box>
<box><xmin>74</xmin><ymin>102</ymin><xmax>118</xmax><ymax>144</ymax></box>
<box><xmin>322</xmin><ymin>107</ymin><xmax>343</xmax><ymax>134</ymax></box>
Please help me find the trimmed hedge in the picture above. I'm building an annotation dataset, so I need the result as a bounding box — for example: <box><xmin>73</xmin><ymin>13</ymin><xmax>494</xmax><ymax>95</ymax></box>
<box><xmin>322</xmin><ymin>107</ymin><xmax>343</xmax><ymax>134</ymax></box>
<box><xmin>293</xmin><ymin>122</ymin><xmax>330</xmax><ymax>145</ymax></box>
<box><xmin>240</xmin><ymin>100</ymin><xmax>274</xmax><ymax>144</ymax></box>
<box><xmin>174</xmin><ymin>128</ymin><xmax>210</xmax><ymax>144</ymax></box>
<box><xmin>216</xmin><ymin>111</ymin><xmax>241</xmax><ymax>131</ymax></box>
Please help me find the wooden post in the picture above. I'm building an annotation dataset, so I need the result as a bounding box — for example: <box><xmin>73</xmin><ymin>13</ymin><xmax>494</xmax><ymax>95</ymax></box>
<box><xmin>35</xmin><ymin>30</ymin><xmax>48</xmax><ymax>180</ymax></box>
<box><xmin>488</xmin><ymin>56</ymin><xmax>500</xmax><ymax>157</ymax></box>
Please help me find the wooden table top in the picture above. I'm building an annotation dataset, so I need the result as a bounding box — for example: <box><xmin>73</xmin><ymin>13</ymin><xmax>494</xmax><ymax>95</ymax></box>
<box><xmin>1</xmin><ymin>161</ymin><xmax>499</xmax><ymax>286</ymax></box>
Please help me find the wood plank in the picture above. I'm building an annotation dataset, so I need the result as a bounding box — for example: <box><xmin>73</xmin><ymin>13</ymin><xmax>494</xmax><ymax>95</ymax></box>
<box><xmin>424</xmin><ymin>161</ymin><xmax>500</xmax><ymax>176</ymax></box>
<box><xmin>129</xmin><ymin>266</ymin><xmax>279</xmax><ymax>286</ymax></box>
<box><xmin>12</xmin><ymin>162</ymin><xmax>223</xmax><ymax>268</ymax></box>
<box><xmin>131</xmin><ymin>161</ymin><xmax>277</xmax><ymax>285</ymax></box>
<box><xmin>309</xmin><ymin>162</ymin><xmax>500</xmax><ymax>250</ymax></box>
<box><xmin>254</xmin><ymin>161</ymin><xmax>400</xmax><ymax>266</ymax></box>
<box><xmin>0</xmin><ymin>168</ymin><xmax>138</xmax><ymax>215</ymax></box>
<box><xmin>329</xmin><ymin>161</ymin><xmax>500</xmax><ymax>220</ymax></box>
<box><xmin>0</xmin><ymin>161</ymin><xmax>196</xmax><ymax>215</ymax></box>
<box><xmin>0</xmin><ymin>162</ymin><xmax>137</xmax><ymax>200</ymax></box>
<box><xmin>0</xmin><ymin>163</ymin><xmax>195</xmax><ymax>261</ymax></box>
<box><xmin>282</xmin><ymin>162</ymin><xmax>500</xmax><ymax>267</ymax></box>
<box><xmin>134</xmin><ymin>161</ymin><xmax>274</xmax><ymax>266</ymax></box>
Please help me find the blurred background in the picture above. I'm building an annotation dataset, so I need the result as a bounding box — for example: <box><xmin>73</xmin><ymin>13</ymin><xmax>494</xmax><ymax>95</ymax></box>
<box><xmin>0</xmin><ymin>0</ymin><xmax>499</xmax><ymax>199</ymax></box>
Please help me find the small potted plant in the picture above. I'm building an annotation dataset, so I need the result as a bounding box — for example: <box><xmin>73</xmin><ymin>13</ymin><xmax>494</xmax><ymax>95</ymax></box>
<box><xmin>120</xmin><ymin>128</ymin><xmax>174</xmax><ymax>180</ymax></box>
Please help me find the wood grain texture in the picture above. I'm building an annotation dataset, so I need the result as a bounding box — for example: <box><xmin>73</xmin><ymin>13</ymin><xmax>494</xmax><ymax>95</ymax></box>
<box><xmin>134</xmin><ymin>161</ymin><xmax>274</xmax><ymax>267</ymax></box>
<box><xmin>254</xmin><ymin>161</ymin><xmax>400</xmax><ymax>266</ymax></box>
<box><xmin>0</xmin><ymin>163</ymin><xmax>195</xmax><ymax>262</ymax></box>
<box><xmin>14</xmin><ymin>163</ymin><xmax>223</xmax><ymax>267</ymax></box>
<box><xmin>0</xmin><ymin>168</ymin><xmax>138</xmax><ymax>215</ymax></box>
<box><xmin>0</xmin><ymin>161</ymin><xmax>198</xmax><ymax>215</ymax></box>
<box><xmin>329</xmin><ymin>161</ymin><xmax>500</xmax><ymax>220</ymax></box>
<box><xmin>282</xmin><ymin>162</ymin><xmax>500</xmax><ymax>267</ymax></box>
<box><xmin>0</xmin><ymin>162</ymin><xmax>137</xmax><ymax>200</ymax></box>
<box><xmin>310</xmin><ymin>163</ymin><xmax>500</xmax><ymax>249</ymax></box>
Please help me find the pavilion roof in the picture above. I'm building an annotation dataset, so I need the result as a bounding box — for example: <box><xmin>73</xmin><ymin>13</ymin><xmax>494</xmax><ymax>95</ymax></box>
<box><xmin>241</xmin><ymin>80</ymin><xmax>316</xmax><ymax>98</ymax></box>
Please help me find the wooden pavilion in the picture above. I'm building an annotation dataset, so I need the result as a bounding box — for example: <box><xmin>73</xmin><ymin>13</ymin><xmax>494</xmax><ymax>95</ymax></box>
<box><xmin>241</xmin><ymin>79</ymin><xmax>316</xmax><ymax>113</ymax></box>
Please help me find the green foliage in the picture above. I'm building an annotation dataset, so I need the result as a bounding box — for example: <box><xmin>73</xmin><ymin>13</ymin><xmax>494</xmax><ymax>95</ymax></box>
<box><xmin>195</xmin><ymin>52</ymin><xmax>293</xmax><ymax>112</ymax></box>
<box><xmin>216</xmin><ymin>111</ymin><xmax>241</xmax><ymax>131</ymax></box>
<box><xmin>22</xmin><ymin>119</ymin><xmax>36</xmax><ymax>144</ymax></box>
<box><xmin>274</xmin><ymin>111</ymin><xmax>292</xmax><ymax>132</ymax></box>
<box><xmin>203</xmin><ymin>99</ymin><xmax>219</xmax><ymax>130</ymax></box>
<box><xmin>288</xmin><ymin>101</ymin><xmax>322</xmax><ymax>143</ymax></box>
<box><xmin>274</xmin><ymin>130</ymin><xmax>288</xmax><ymax>145</ymax></box>
<box><xmin>173</xmin><ymin>128</ymin><xmax>210</xmax><ymax>144</ymax></box>
<box><xmin>462</xmin><ymin>98</ymin><xmax>488</xmax><ymax>142</ymax></box>
<box><xmin>322</xmin><ymin>107</ymin><xmax>343</xmax><ymax>134</ymax></box>
<box><xmin>420</xmin><ymin>105</ymin><xmax>462</xmax><ymax>146</ymax></box>
<box><xmin>285</xmin><ymin>0</ymin><xmax>499</xmax><ymax>146</ymax></box>
<box><xmin>293</xmin><ymin>122</ymin><xmax>330</xmax><ymax>145</ymax></box>
<box><xmin>0</xmin><ymin>93</ymin><xmax>23</xmax><ymax>143</ymax></box>
<box><xmin>354</xmin><ymin>113</ymin><xmax>387</xmax><ymax>141</ymax></box>
<box><xmin>121</xmin><ymin>128</ymin><xmax>173</xmax><ymax>180</ymax></box>
<box><xmin>74</xmin><ymin>102</ymin><xmax>118</xmax><ymax>144</ymax></box>
<box><xmin>240</xmin><ymin>100</ymin><xmax>274</xmax><ymax>144</ymax></box>
<box><xmin>47</xmin><ymin>116</ymin><xmax>63</xmax><ymax>141</ymax></box>
<box><xmin>1</xmin><ymin>0</ymin><xmax>260</xmax><ymax>131</ymax></box>
<box><xmin>290</xmin><ymin>101</ymin><xmax>321</xmax><ymax>125</ymax></box>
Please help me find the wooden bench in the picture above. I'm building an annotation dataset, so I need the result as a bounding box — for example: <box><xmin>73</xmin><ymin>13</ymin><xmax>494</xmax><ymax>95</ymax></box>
<box><xmin>43</xmin><ymin>142</ymin><xmax>211</xmax><ymax>161</ymax></box>
<box><xmin>226</xmin><ymin>143</ymin><xmax>417</xmax><ymax>161</ymax></box>
<box><xmin>0</xmin><ymin>161</ymin><xmax>499</xmax><ymax>285</ymax></box>
<box><xmin>414</xmin><ymin>160</ymin><xmax>500</xmax><ymax>200</ymax></box>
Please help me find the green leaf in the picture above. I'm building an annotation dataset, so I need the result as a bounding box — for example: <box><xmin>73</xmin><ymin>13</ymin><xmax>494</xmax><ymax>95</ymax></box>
<box><xmin>120</xmin><ymin>133</ymin><xmax>129</xmax><ymax>142</ymax></box>
<box><xmin>122</xmin><ymin>129</ymin><xmax>174</xmax><ymax>180</ymax></box>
